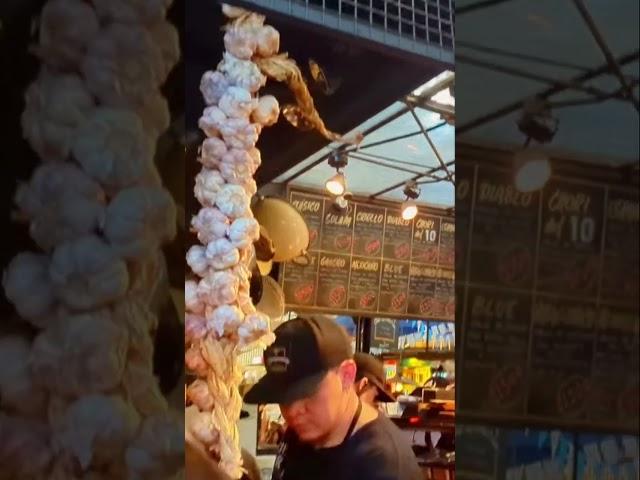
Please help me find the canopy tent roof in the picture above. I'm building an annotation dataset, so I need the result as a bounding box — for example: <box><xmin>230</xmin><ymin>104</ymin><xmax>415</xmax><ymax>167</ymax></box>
<box><xmin>456</xmin><ymin>0</ymin><xmax>639</xmax><ymax>168</ymax></box>
<box><xmin>274</xmin><ymin>71</ymin><xmax>456</xmax><ymax>208</ymax></box>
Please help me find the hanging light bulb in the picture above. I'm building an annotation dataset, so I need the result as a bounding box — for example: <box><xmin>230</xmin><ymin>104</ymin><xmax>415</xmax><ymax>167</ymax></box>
<box><xmin>401</xmin><ymin>180</ymin><xmax>420</xmax><ymax>220</ymax></box>
<box><xmin>325</xmin><ymin>150</ymin><xmax>349</xmax><ymax>196</ymax></box>
<box><xmin>332</xmin><ymin>194</ymin><xmax>350</xmax><ymax>213</ymax></box>
<box><xmin>401</xmin><ymin>199</ymin><xmax>418</xmax><ymax>220</ymax></box>
<box><xmin>325</xmin><ymin>171</ymin><xmax>346</xmax><ymax>196</ymax></box>
<box><xmin>514</xmin><ymin>149</ymin><xmax>551</xmax><ymax>192</ymax></box>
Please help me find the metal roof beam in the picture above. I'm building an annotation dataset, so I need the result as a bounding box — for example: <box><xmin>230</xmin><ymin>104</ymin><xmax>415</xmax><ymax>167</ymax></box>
<box><xmin>457</xmin><ymin>54</ymin><xmax>629</xmax><ymax>101</ymax></box>
<box><xmin>368</xmin><ymin>159</ymin><xmax>456</xmax><ymax>199</ymax></box>
<box><xmin>458</xmin><ymin>49</ymin><xmax>640</xmax><ymax>135</ymax></box>
<box><xmin>571</xmin><ymin>0</ymin><xmax>640</xmax><ymax>112</ymax></box>
<box><xmin>407</xmin><ymin>104</ymin><xmax>454</xmax><ymax>182</ymax></box>
<box><xmin>280</xmin><ymin>105</ymin><xmax>409</xmax><ymax>184</ymax></box>
<box><xmin>357</xmin><ymin>121</ymin><xmax>448</xmax><ymax>151</ymax></box>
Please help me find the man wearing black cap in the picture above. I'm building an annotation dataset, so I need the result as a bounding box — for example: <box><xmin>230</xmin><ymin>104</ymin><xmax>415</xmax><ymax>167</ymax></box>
<box><xmin>244</xmin><ymin>317</ymin><xmax>421</xmax><ymax>480</ymax></box>
<box><xmin>354</xmin><ymin>352</ymin><xmax>396</xmax><ymax>407</ymax></box>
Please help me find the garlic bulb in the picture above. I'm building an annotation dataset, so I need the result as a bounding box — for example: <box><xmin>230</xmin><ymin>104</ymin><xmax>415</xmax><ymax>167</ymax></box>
<box><xmin>82</xmin><ymin>23</ymin><xmax>162</xmax><ymax>108</ymax></box>
<box><xmin>205</xmin><ymin>238</ymin><xmax>240</xmax><ymax>270</ymax></box>
<box><xmin>198</xmin><ymin>105</ymin><xmax>228</xmax><ymax>138</ymax></box>
<box><xmin>21</xmin><ymin>71</ymin><xmax>95</xmax><ymax>161</ymax></box>
<box><xmin>185</xmin><ymin>314</ymin><xmax>208</xmax><ymax>345</ymax></box>
<box><xmin>186</xmin><ymin>406</ymin><xmax>219</xmax><ymax>448</ymax></box>
<box><xmin>14</xmin><ymin>163</ymin><xmax>104</xmax><ymax>219</ymax></box>
<box><xmin>125</xmin><ymin>412</ymin><xmax>184</xmax><ymax>479</ymax></box>
<box><xmin>239</xmin><ymin>178</ymin><xmax>258</xmax><ymax>197</ymax></box>
<box><xmin>36</xmin><ymin>0</ymin><xmax>100</xmax><ymax>70</ymax></box>
<box><xmin>200</xmin><ymin>70</ymin><xmax>230</xmax><ymax>106</ymax></box>
<box><xmin>248</xmin><ymin>147</ymin><xmax>262</xmax><ymax>169</ymax></box>
<box><xmin>217</xmin><ymin>52</ymin><xmax>266</xmax><ymax>93</ymax></box>
<box><xmin>238</xmin><ymin>312</ymin><xmax>272</xmax><ymax>347</ymax></box>
<box><xmin>222</xmin><ymin>148</ymin><xmax>259</xmax><ymax>175</ymax></box>
<box><xmin>0</xmin><ymin>335</ymin><xmax>48</xmax><ymax>415</ymax></box>
<box><xmin>0</xmin><ymin>413</ymin><xmax>53</xmax><ymax>479</ymax></box>
<box><xmin>219</xmin><ymin>157</ymin><xmax>254</xmax><ymax>185</ymax></box>
<box><xmin>185</xmin><ymin>280</ymin><xmax>205</xmax><ymax>314</ymax></box>
<box><xmin>54</xmin><ymin>395</ymin><xmax>141</xmax><ymax>470</ymax></box>
<box><xmin>219</xmin><ymin>117</ymin><xmax>260</xmax><ymax>150</ymax></box>
<box><xmin>194</xmin><ymin>168</ymin><xmax>226</xmax><ymax>208</ymax></box>
<box><xmin>2</xmin><ymin>252</ymin><xmax>56</xmax><ymax>323</ymax></box>
<box><xmin>191</xmin><ymin>207</ymin><xmax>230</xmax><ymax>245</ymax></box>
<box><xmin>30</xmin><ymin>311</ymin><xmax>129</xmax><ymax>396</ymax></box>
<box><xmin>103</xmin><ymin>186</ymin><xmax>177</xmax><ymax>260</ymax></box>
<box><xmin>223</xmin><ymin>27</ymin><xmax>257</xmax><ymax>60</ymax></box>
<box><xmin>72</xmin><ymin>108</ymin><xmax>152</xmax><ymax>192</ymax></box>
<box><xmin>186</xmin><ymin>380</ymin><xmax>214</xmax><ymax>411</ymax></box>
<box><xmin>251</xmin><ymin>95</ymin><xmax>280</xmax><ymax>126</ymax></box>
<box><xmin>228</xmin><ymin>218</ymin><xmax>260</xmax><ymax>249</ymax></box>
<box><xmin>199</xmin><ymin>137</ymin><xmax>228</xmax><ymax>168</ymax></box>
<box><xmin>197</xmin><ymin>270</ymin><xmax>240</xmax><ymax>306</ymax></box>
<box><xmin>49</xmin><ymin>235</ymin><xmax>130</xmax><ymax>310</ymax></box>
<box><xmin>205</xmin><ymin>305</ymin><xmax>244</xmax><ymax>338</ymax></box>
<box><xmin>219</xmin><ymin>86</ymin><xmax>256</xmax><ymax>119</ymax></box>
<box><xmin>185</xmin><ymin>345</ymin><xmax>209</xmax><ymax>377</ymax></box>
<box><xmin>136</xmin><ymin>93</ymin><xmax>172</xmax><ymax>139</ymax></box>
<box><xmin>147</xmin><ymin>19</ymin><xmax>180</xmax><ymax>80</ymax></box>
<box><xmin>30</xmin><ymin>192</ymin><xmax>105</xmax><ymax>251</ymax></box>
<box><xmin>215</xmin><ymin>184</ymin><xmax>250</xmax><ymax>218</ymax></box>
<box><xmin>254</xmin><ymin>25</ymin><xmax>280</xmax><ymax>58</ymax></box>
<box><xmin>186</xmin><ymin>245</ymin><xmax>209</xmax><ymax>277</ymax></box>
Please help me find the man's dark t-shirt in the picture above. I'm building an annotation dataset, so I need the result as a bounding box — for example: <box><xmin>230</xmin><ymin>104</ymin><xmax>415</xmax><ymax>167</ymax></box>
<box><xmin>271</xmin><ymin>414</ymin><xmax>422</xmax><ymax>480</ymax></box>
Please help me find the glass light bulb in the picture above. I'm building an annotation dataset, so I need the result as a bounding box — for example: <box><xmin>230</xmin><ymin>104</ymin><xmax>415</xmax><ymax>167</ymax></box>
<box><xmin>401</xmin><ymin>199</ymin><xmax>418</xmax><ymax>220</ymax></box>
<box><xmin>514</xmin><ymin>151</ymin><xmax>551</xmax><ymax>193</ymax></box>
<box><xmin>325</xmin><ymin>172</ymin><xmax>346</xmax><ymax>196</ymax></box>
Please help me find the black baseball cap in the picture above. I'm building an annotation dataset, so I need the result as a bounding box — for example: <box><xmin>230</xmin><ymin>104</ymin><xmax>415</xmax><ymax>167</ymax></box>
<box><xmin>354</xmin><ymin>352</ymin><xmax>396</xmax><ymax>403</ymax></box>
<box><xmin>244</xmin><ymin>317</ymin><xmax>353</xmax><ymax>405</ymax></box>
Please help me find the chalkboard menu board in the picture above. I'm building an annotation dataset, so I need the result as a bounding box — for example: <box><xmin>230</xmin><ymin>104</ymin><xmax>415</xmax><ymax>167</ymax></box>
<box><xmin>589</xmin><ymin>306</ymin><xmax>639</xmax><ymax>427</ymax></box>
<box><xmin>537</xmin><ymin>180</ymin><xmax>604</xmax><ymax>298</ymax></box>
<box><xmin>601</xmin><ymin>190</ymin><xmax>639</xmax><ymax>306</ymax></box>
<box><xmin>457</xmin><ymin>160</ymin><xmax>640</xmax><ymax>434</ymax></box>
<box><xmin>459</xmin><ymin>287</ymin><xmax>531</xmax><ymax>416</ymax></box>
<box><xmin>527</xmin><ymin>297</ymin><xmax>597</xmax><ymax>421</ymax></box>
<box><xmin>469</xmin><ymin>168</ymin><xmax>539</xmax><ymax>290</ymax></box>
<box><xmin>280</xmin><ymin>189</ymin><xmax>455</xmax><ymax>319</ymax></box>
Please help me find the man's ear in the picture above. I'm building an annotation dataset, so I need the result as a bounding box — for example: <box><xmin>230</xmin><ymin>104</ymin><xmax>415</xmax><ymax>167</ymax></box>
<box><xmin>338</xmin><ymin>360</ymin><xmax>357</xmax><ymax>389</ymax></box>
<box><xmin>355</xmin><ymin>377</ymin><xmax>368</xmax><ymax>395</ymax></box>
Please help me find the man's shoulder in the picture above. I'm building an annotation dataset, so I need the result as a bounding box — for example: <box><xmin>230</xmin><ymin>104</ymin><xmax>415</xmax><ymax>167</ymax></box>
<box><xmin>356</xmin><ymin>414</ymin><xmax>410</xmax><ymax>447</ymax></box>
<box><xmin>348</xmin><ymin>415</ymin><xmax>421</xmax><ymax>479</ymax></box>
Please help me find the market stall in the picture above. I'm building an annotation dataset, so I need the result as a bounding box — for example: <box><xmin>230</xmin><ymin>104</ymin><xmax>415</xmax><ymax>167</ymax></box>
<box><xmin>239</xmin><ymin>177</ymin><xmax>456</xmax><ymax>479</ymax></box>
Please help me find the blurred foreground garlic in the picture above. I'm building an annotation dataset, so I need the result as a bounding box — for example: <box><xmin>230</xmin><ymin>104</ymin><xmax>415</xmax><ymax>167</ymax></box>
<box><xmin>2</xmin><ymin>0</ymin><xmax>183</xmax><ymax>479</ymax></box>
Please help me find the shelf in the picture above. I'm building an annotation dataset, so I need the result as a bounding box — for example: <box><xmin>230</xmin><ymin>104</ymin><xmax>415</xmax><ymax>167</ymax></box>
<box><xmin>379</xmin><ymin>350</ymin><xmax>455</xmax><ymax>361</ymax></box>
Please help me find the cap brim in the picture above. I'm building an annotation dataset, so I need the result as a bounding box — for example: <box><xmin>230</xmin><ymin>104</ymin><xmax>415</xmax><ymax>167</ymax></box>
<box><xmin>368</xmin><ymin>376</ymin><xmax>396</xmax><ymax>403</ymax></box>
<box><xmin>244</xmin><ymin>370</ymin><xmax>328</xmax><ymax>405</ymax></box>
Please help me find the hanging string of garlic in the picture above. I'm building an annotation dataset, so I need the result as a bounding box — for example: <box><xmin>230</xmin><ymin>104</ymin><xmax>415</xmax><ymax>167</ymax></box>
<box><xmin>184</xmin><ymin>6</ymin><xmax>363</xmax><ymax>478</ymax></box>
<box><xmin>184</xmin><ymin>5</ymin><xmax>279</xmax><ymax>479</ymax></box>
<box><xmin>1</xmin><ymin>0</ymin><xmax>183</xmax><ymax>479</ymax></box>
